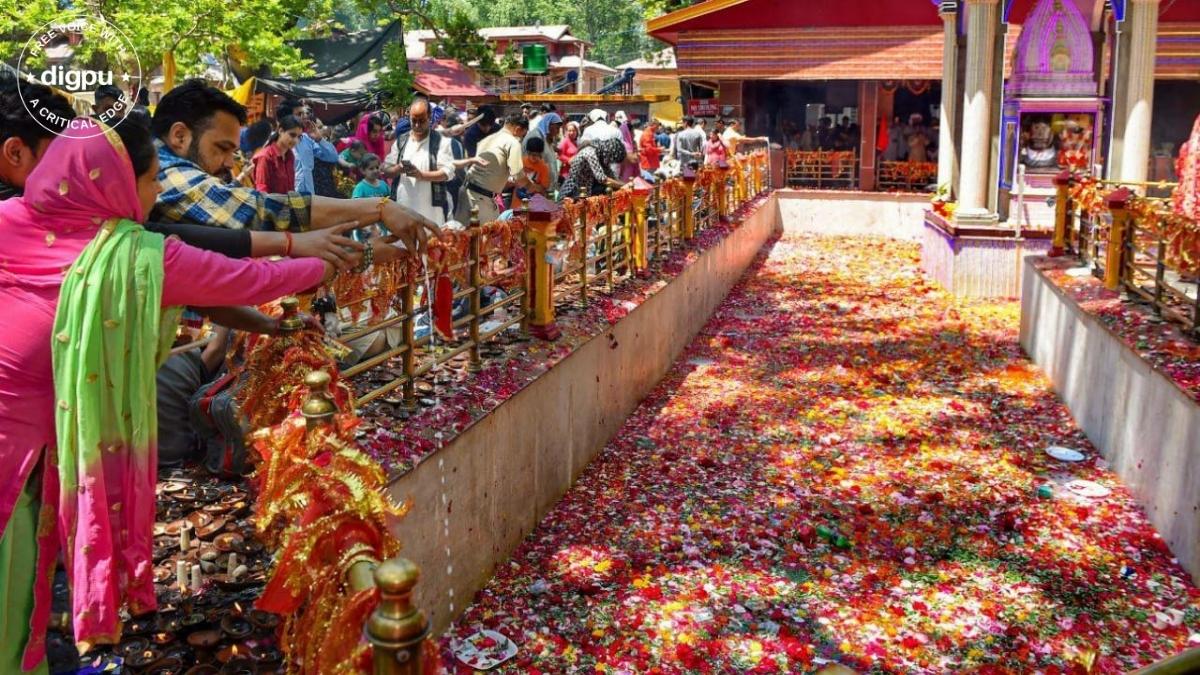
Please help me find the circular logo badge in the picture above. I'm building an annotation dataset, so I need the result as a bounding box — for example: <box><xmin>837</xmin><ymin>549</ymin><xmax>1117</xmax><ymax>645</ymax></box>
<box><xmin>16</xmin><ymin>13</ymin><xmax>144</xmax><ymax>139</ymax></box>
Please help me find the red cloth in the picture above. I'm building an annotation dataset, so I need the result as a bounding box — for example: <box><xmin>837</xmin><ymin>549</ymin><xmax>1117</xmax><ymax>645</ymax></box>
<box><xmin>639</xmin><ymin>127</ymin><xmax>662</xmax><ymax>172</ymax></box>
<box><xmin>1173</xmin><ymin>113</ymin><xmax>1200</xmax><ymax>222</ymax></box>
<box><xmin>876</xmin><ymin>116</ymin><xmax>890</xmax><ymax>154</ymax></box>
<box><xmin>253</xmin><ymin>143</ymin><xmax>295</xmax><ymax>194</ymax></box>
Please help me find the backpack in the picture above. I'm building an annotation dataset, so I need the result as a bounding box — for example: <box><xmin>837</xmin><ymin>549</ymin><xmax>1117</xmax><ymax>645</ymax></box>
<box><xmin>392</xmin><ymin>130</ymin><xmax>454</xmax><ymax>219</ymax></box>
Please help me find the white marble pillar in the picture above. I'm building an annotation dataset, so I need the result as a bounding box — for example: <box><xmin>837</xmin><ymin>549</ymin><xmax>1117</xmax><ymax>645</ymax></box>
<box><xmin>956</xmin><ymin>0</ymin><xmax>1000</xmax><ymax>223</ymax></box>
<box><xmin>937</xmin><ymin>2</ymin><xmax>960</xmax><ymax>196</ymax></box>
<box><xmin>1118</xmin><ymin>0</ymin><xmax>1160</xmax><ymax>184</ymax></box>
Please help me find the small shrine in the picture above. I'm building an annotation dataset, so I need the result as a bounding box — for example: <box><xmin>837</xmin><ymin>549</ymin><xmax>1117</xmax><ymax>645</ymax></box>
<box><xmin>999</xmin><ymin>0</ymin><xmax>1105</xmax><ymax>223</ymax></box>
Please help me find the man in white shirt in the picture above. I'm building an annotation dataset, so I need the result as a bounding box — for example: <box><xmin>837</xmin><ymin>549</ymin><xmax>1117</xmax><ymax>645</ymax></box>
<box><xmin>385</xmin><ymin>97</ymin><xmax>455</xmax><ymax>226</ymax></box>
<box><xmin>582</xmin><ymin>109</ymin><xmax>621</xmax><ymax>143</ymax></box>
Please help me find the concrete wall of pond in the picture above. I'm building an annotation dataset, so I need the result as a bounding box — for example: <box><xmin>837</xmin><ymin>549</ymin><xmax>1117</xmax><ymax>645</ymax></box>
<box><xmin>1021</xmin><ymin>258</ymin><xmax>1200</xmax><ymax>584</ymax></box>
<box><xmin>387</xmin><ymin>196</ymin><xmax>783</xmax><ymax>634</ymax></box>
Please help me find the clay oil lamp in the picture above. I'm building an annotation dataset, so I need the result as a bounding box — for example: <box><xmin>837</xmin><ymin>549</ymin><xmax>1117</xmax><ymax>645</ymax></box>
<box><xmin>118</xmin><ymin>637</ymin><xmax>152</xmax><ymax>659</ymax></box>
<box><xmin>151</xmin><ymin>631</ymin><xmax>175</xmax><ymax>646</ymax></box>
<box><xmin>415</xmin><ymin>380</ymin><xmax>435</xmax><ymax>396</ymax></box>
<box><xmin>154</xmin><ymin>564</ymin><xmax>174</xmax><ymax>584</ymax></box>
<box><xmin>123</xmin><ymin>645</ymin><xmax>162</xmax><ymax>669</ymax></box>
<box><xmin>161</xmin><ymin>480</ymin><xmax>190</xmax><ymax>494</ymax></box>
<box><xmin>144</xmin><ymin>655</ymin><xmax>186</xmax><ymax>674</ymax></box>
<box><xmin>247</xmin><ymin>609</ymin><xmax>279</xmax><ymax>631</ymax></box>
<box><xmin>186</xmin><ymin>628</ymin><xmax>222</xmax><ymax>650</ymax></box>
<box><xmin>214</xmin><ymin>532</ymin><xmax>243</xmax><ymax>553</ymax></box>
<box><xmin>219</xmin><ymin>658</ymin><xmax>255</xmax><ymax>675</ymax></box>
<box><xmin>127</xmin><ymin>616</ymin><xmax>157</xmax><ymax>635</ymax></box>
<box><xmin>181</xmin><ymin>610</ymin><xmax>209</xmax><ymax>629</ymax></box>
<box><xmin>175</xmin><ymin>487</ymin><xmax>199</xmax><ymax>502</ymax></box>
<box><xmin>234</xmin><ymin>537</ymin><xmax>264</xmax><ymax>557</ymax></box>
<box><xmin>216</xmin><ymin>642</ymin><xmax>253</xmax><ymax>664</ymax></box>
<box><xmin>156</xmin><ymin>613</ymin><xmax>184</xmax><ymax>634</ymax></box>
<box><xmin>249</xmin><ymin>643</ymin><xmax>282</xmax><ymax>666</ymax></box>
<box><xmin>221</xmin><ymin>609</ymin><xmax>253</xmax><ymax>640</ymax></box>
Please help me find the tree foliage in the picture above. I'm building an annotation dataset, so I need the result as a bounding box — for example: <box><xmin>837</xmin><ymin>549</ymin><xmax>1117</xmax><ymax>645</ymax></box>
<box><xmin>456</xmin><ymin>0</ymin><xmax>660</xmax><ymax>67</ymax></box>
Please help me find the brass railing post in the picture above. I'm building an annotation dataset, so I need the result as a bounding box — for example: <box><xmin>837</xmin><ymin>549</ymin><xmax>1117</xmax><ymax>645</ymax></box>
<box><xmin>1104</xmin><ymin>187</ymin><xmax>1132</xmax><ymax>292</ymax></box>
<box><xmin>604</xmin><ymin>188</ymin><xmax>616</xmax><ymax>289</ymax></box>
<box><xmin>367</xmin><ymin>558</ymin><xmax>429</xmax><ymax>675</ymax></box>
<box><xmin>681</xmin><ymin>168</ymin><xmax>697</xmax><ymax>240</ymax></box>
<box><xmin>578</xmin><ymin>205</ymin><xmax>589</xmax><ymax>307</ymax></box>
<box><xmin>715</xmin><ymin>160</ymin><xmax>730</xmax><ymax>220</ymax></box>
<box><xmin>630</xmin><ymin>185</ymin><xmax>650</xmax><ymax>275</ymax></box>
<box><xmin>301</xmin><ymin>370</ymin><xmax>338</xmax><ymax>428</ymax></box>
<box><xmin>1050</xmin><ymin>170</ymin><xmax>1071</xmax><ymax>257</ymax></box>
<box><xmin>526</xmin><ymin>197</ymin><xmax>563</xmax><ymax>341</ymax></box>
<box><xmin>467</xmin><ymin>221</ymin><xmax>483</xmax><ymax>372</ymax></box>
<box><xmin>400</xmin><ymin>282</ymin><xmax>417</xmax><ymax>412</ymax></box>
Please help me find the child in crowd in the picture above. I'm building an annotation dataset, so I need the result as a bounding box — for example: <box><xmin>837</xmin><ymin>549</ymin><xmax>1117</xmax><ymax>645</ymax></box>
<box><xmin>350</xmin><ymin>153</ymin><xmax>391</xmax><ymax>241</ymax></box>
<box><xmin>339</xmin><ymin>139</ymin><xmax>367</xmax><ymax>176</ymax></box>
<box><xmin>512</xmin><ymin>136</ymin><xmax>551</xmax><ymax>210</ymax></box>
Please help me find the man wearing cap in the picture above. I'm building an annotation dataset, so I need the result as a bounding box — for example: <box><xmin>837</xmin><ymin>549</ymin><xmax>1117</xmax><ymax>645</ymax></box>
<box><xmin>466</xmin><ymin>112</ymin><xmax>537</xmax><ymax>222</ymax></box>
<box><xmin>582</xmin><ymin>109</ymin><xmax>621</xmax><ymax>143</ymax></box>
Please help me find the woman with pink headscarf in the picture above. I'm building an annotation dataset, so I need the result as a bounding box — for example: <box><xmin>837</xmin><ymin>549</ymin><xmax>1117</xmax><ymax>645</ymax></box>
<box><xmin>354</xmin><ymin>111</ymin><xmax>389</xmax><ymax>162</ymax></box>
<box><xmin>0</xmin><ymin>118</ymin><xmax>328</xmax><ymax>672</ymax></box>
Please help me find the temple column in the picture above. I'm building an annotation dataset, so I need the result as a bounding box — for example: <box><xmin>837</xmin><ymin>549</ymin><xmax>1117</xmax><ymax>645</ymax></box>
<box><xmin>956</xmin><ymin>0</ymin><xmax>1000</xmax><ymax>224</ymax></box>
<box><xmin>1117</xmin><ymin>0</ymin><xmax>1160</xmax><ymax>184</ymax></box>
<box><xmin>937</xmin><ymin>2</ymin><xmax>960</xmax><ymax>196</ymax></box>
<box><xmin>858</xmin><ymin>80</ymin><xmax>879</xmax><ymax>191</ymax></box>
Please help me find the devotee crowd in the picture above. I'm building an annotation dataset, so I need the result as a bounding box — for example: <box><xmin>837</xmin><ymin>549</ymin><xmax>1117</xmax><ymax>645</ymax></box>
<box><xmin>0</xmin><ymin>72</ymin><xmax>768</xmax><ymax>672</ymax></box>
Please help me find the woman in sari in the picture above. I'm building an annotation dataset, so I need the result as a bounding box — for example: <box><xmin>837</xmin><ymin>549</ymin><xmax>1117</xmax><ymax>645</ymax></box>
<box><xmin>0</xmin><ymin>118</ymin><xmax>330</xmax><ymax>672</ymax></box>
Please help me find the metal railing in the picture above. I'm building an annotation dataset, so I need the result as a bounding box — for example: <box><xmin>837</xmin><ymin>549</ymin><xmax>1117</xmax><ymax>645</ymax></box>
<box><xmin>785</xmin><ymin>150</ymin><xmax>858</xmax><ymax>189</ymax></box>
<box><xmin>1052</xmin><ymin>172</ymin><xmax>1198</xmax><ymax>339</ymax></box>
<box><xmin>877</xmin><ymin>160</ymin><xmax>938</xmax><ymax>192</ymax></box>
<box><xmin>307</xmin><ymin>151</ymin><xmax>773</xmax><ymax>401</ymax></box>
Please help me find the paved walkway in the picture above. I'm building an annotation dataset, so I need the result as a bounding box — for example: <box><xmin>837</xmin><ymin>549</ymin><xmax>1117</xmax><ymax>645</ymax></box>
<box><xmin>442</xmin><ymin>232</ymin><xmax>1199</xmax><ymax>674</ymax></box>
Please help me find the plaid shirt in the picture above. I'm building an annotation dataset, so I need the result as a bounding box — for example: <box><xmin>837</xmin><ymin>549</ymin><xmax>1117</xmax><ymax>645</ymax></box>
<box><xmin>153</xmin><ymin>141</ymin><xmax>311</xmax><ymax>231</ymax></box>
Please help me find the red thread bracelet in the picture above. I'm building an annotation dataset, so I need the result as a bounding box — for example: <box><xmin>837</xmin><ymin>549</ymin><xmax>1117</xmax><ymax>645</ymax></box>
<box><xmin>283</xmin><ymin>230</ymin><xmax>294</xmax><ymax>257</ymax></box>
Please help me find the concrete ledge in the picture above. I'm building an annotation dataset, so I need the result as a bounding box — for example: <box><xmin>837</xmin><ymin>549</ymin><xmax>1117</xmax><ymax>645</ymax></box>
<box><xmin>389</xmin><ymin>196</ymin><xmax>782</xmax><ymax>633</ymax></box>
<box><xmin>923</xmin><ymin>215</ymin><xmax>1052</xmax><ymax>298</ymax></box>
<box><xmin>775</xmin><ymin>189</ymin><xmax>930</xmax><ymax>241</ymax></box>
<box><xmin>1020</xmin><ymin>257</ymin><xmax>1200</xmax><ymax>583</ymax></box>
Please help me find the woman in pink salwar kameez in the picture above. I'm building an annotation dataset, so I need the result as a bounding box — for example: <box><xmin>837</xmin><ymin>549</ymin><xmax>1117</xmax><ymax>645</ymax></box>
<box><xmin>0</xmin><ymin>118</ymin><xmax>329</xmax><ymax>672</ymax></box>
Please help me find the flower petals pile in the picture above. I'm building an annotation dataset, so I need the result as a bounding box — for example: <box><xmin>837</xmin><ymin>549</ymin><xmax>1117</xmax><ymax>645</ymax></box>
<box><xmin>441</xmin><ymin>234</ymin><xmax>1200</xmax><ymax>673</ymax></box>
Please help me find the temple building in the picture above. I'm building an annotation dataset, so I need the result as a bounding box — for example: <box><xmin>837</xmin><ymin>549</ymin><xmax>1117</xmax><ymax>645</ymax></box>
<box><xmin>648</xmin><ymin>0</ymin><xmax>1200</xmax><ymax>226</ymax></box>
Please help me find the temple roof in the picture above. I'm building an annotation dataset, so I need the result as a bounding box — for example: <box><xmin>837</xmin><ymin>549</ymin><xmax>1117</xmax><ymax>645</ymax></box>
<box><xmin>647</xmin><ymin>0</ymin><xmax>942</xmax><ymax>45</ymax></box>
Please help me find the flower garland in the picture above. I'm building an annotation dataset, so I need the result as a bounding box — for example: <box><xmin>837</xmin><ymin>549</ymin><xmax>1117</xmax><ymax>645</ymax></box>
<box><xmin>1068</xmin><ymin>175</ymin><xmax>1107</xmax><ymax>217</ymax></box>
<box><xmin>1128</xmin><ymin>194</ymin><xmax>1200</xmax><ymax>275</ymax></box>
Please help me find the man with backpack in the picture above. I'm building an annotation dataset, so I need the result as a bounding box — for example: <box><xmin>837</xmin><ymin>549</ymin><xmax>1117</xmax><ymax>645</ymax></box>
<box><xmin>385</xmin><ymin>96</ymin><xmax>456</xmax><ymax>226</ymax></box>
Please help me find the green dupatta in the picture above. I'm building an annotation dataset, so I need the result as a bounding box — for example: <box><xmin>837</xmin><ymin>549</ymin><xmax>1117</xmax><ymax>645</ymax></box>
<box><xmin>51</xmin><ymin>218</ymin><xmax>181</xmax><ymax>644</ymax></box>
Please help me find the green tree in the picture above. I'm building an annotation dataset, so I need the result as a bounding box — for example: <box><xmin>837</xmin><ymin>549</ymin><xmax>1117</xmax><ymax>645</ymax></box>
<box><xmin>459</xmin><ymin>0</ymin><xmax>659</xmax><ymax>67</ymax></box>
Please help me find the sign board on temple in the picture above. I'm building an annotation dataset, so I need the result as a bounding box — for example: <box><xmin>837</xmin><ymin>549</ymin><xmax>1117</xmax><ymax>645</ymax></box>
<box><xmin>688</xmin><ymin>99</ymin><xmax>719</xmax><ymax>117</ymax></box>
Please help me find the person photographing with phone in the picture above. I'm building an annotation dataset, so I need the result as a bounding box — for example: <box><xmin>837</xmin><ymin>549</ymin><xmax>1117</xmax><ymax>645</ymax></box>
<box><xmin>384</xmin><ymin>96</ymin><xmax>456</xmax><ymax>226</ymax></box>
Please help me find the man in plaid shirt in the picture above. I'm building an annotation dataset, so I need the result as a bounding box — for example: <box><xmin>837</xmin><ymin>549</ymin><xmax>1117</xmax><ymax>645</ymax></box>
<box><xmin>151</xmin><ymin>79</ymin><xmax>437</xmax><ymax>252</ymax></box>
